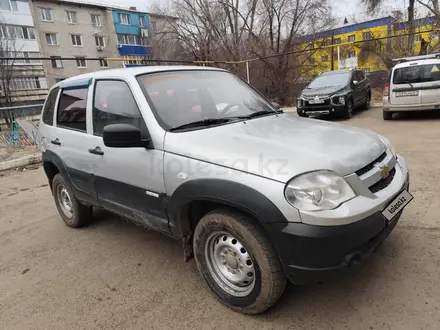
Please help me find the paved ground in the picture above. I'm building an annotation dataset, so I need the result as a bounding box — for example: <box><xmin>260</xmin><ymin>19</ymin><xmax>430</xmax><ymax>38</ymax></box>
<box><xmin>1</xmin><ymin>107</ymin><xmax>440</xmax><ymax>329</ymax></box>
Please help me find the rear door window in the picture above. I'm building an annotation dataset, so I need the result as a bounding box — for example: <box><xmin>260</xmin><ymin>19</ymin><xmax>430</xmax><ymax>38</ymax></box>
<box><xmin>57</xmin><ymin>88</ymin><xmax>88</xmax><ymax>132</ymax></box>
<box><xmin>42</xmin><ymin>87</ymin><xmax>59</xmax><ymax>126</ymax></box>
<box><xmin>393</xmin><ymin>64</ymin><xmax>440</xmax><ymax>84</ymax></box>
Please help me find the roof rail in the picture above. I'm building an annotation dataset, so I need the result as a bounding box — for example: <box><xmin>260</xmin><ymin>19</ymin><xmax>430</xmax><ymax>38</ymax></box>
<box><xmin>392</xmin><ymin>53</ymin><xmax>440</xmax><ymax>63</ymax></box>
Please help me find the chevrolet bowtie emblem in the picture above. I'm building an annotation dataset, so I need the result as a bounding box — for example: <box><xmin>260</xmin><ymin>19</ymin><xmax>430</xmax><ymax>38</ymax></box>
<box><xmin>380</xmin><ymin>165</ymin><xmax>390</xmax><ymax>179</ymax></box>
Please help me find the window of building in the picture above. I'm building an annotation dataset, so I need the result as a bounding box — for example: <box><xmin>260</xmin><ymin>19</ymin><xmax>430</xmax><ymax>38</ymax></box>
<box><xmin>99</xmin><ymin>58</ymin><xmax>109</xmax><ymax>68</ymax></box>
<box><xmin>348</xmin><ymin>50</ymin><xmax>356</xmax><ymax>58</ymax></box>
<box><xmin>66</xmin><ymin>11</ymin><xmax>77</xmax><ymax>24</ymax></box>
<box><xmin>76</xmin><ymin>57</ymin><xmax>87</xmax><ymax>68</ymax></box>
<box><xmin>14</xmin><ymin>51</ymin><xmax>41</xmax><ymax>64</ymax></box>
<box><xmin>0</xmin><ymin>25</ymin><xmax>36</xmax><ymax>40</ymax></box>
<box><xmin>71</xmin><ymin>34</ymin><xmax>82</xmax><ymax>46</ymax></box>
<box><xmin>119</xmin><ymin>13</ymin><xmax>131</xmax><ymax>25</ymax></box>
<box><xmin>151</xmin><ymin>21</ymin><xmax>157</xmax><ymax>32</ymax></box>
<box><xmin>57</xmin><ymin>88</ymin><xmax>88</xmax><ymax>132</ymax></box>
<box><xmin>309</xmin><ymin>57</ymin><xmax>315</xmax><ymax>64</ymax></box>
<box><xmin>117</xmin><ymin>33</ymin><xmax>141</xmax><ymax>45</ymax></box>
<box><xmin>42</xmin><ymin>87</ymin><xmax>59</xmax><ymax>126</ymax></box>
<box><xmin>95</xmin><ymin>36</ymin><xmax>105</xmax><ymax>47</ymax></box>
<box><xmin>348</xmin><ymin>35</ymin><xmax>355</xmax><ymax>42</ymax></box>
<box><xmin>321</xmin><ymin>55</ymin><xmax>329</xmax><ymax>62</ymax></box>
<box><xmin>0</xmin><ymin>0</ymin><xmax>18</xmax><ymax>11</ymax></box>
<box><xmin>46</xmin><ymin>33</ymin><xmax>57</xmax><ymax>45</ymax></box>
<box><xmin>22</xmin><ymin>26</ymin><xmax>36</xmax><ymax>39</ymax></box>
<box><xmin>9</xmin><ymin>77</ymin><xmax>41</xmax><ymax>90</ymax></box>
<box><xmin>40</xmin><ymin>8</ymin><xmax>53</xmax><ymax>21</ymax></box>
<box><xmin>139</xmin><ymin>16</ymin><xmax>145</xmax><ymax>27</ymax></box>
<box><xmin>334</xmin><ymin>38</ymin><xmax>341</xmax><ymax>44</ymax></box>
<box><xmin>91</xmin><ymin>14</ymin><xmax>101</xmax><ymax>26</ymax></box>
<box><xmin>51</xmin><ymin>56</ymin><xmax>63</xmax><ymax>68</ymax></box>
<box><xmin>362</xmin><ymin>32</ymin><xmax>372</xmax><ymax>40</ymax></box>
<box><xmin>93</xmin><ymin>80</ymin><xmax>147</xmax><ymax>136</ymax></box>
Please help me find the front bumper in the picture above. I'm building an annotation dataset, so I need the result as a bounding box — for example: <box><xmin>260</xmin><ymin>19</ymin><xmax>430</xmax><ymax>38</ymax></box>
<box><xmin>265</xmin><ymin>166</ymin><xmax>410</xmax><ymax>285</ymax></box>
<box><xmin>297</xmin><ymin>103</ymin><xmax>348</xmax><ymax>116</ymax></box>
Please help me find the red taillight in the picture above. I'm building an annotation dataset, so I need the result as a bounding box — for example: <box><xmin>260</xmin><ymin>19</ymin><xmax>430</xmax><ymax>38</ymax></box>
<box><xmin>384</xmin><ymin>82</ymin><xmax>390</xmax><ymax>97</ymax></box>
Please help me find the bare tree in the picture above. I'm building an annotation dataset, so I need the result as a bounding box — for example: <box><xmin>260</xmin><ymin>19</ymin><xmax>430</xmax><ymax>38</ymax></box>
<box><xmin>0</xmin><ymin>24</ymin><xmax>21</xmax><ymax>129</ymax></box>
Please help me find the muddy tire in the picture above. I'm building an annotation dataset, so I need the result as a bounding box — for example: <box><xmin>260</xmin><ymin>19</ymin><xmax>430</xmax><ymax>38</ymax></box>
<box><xmin>193</xmin><ymin>208</ymin><xmax>286</xmax><ymax>314</ymax></box>
<box><xmin>52</xmin><ymin>174</ymin><xmax>92</xmax><ymax>228</ymax></box>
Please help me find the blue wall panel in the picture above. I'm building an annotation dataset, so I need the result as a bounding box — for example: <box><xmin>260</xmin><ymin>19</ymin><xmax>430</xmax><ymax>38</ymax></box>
<box><xmin>112</xmin><ymin>10</ymin><xmax>151</xmax><ymax>35</ymax></box>
<box><xmin>118</xmin><ymin>45</ymin><xmax>152</xmax><ymax>56</ymax></box>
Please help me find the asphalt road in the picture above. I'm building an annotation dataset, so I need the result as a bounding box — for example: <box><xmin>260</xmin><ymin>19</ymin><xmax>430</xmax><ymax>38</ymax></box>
<box><xmin>1</xmin><ymin>108</ymin><xmax>440</xmax><ymax>329</ymax></box>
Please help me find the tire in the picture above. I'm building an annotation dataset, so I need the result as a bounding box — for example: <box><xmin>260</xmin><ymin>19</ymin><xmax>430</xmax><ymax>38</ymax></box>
<box><xmin>298</xmin><ymin>113</ymin><xmax>308</xmax><ymax>118</ymax></box>
<box><xmin>193</xmin><ymin>208</ymin><xmax>286</xmax><ymax>314</ymax></box>
<box><xmin>342</xmin><ymin>99</ymin><xmax>354</xmax><ymax>119</ymax></box>
<box><xmin>383</xmin><ymin>111</ymin><xmax>393</xmax><ymax>120</ymax></box>
<box><xmin>362</xmin><ymin>94</ymin><xmax>371</xmax><ymax>110</ymax></box>
<box><xmin>52</xmin><ymin>173</ymin><xmax>93</xmax><ymax>228</ymax></box>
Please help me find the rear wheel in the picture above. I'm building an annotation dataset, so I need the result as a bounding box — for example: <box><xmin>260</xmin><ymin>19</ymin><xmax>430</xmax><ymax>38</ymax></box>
<box><xmin>383</xmin><ymin>111</ymin><xmax>393</xmax><ymax>120</ymax></box>
<box><xmin>52</xmin><ymin>174</ymin><xmax>93</xmax><ymax>228</ymax></box>
<box><xmin>193</xmin><ymin>208</ymin><xmax>286</xmax><ymax>314</ymax></box>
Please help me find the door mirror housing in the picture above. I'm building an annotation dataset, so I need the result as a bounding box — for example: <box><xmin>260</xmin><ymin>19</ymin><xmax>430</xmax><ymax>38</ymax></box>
<box><xmin>103</xmin><ymin>124</ymin><xmax>152</xmax><ymax>149</ymax></box>
<box><xmin>271</xmin><ymin>102</ymin><xmax>281</xmax><ymax>110</ymax></box>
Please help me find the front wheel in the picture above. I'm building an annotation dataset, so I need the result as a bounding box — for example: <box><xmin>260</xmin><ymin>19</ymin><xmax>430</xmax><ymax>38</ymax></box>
<box><xmin>342</xmin><ymin>100</ymin><xmax>354</xmax><ymax>119</ymax></box>
<box><xmin>193</xmin><ymin>208</ymin><xmax>286</xmax><ymax>314</ymax></box>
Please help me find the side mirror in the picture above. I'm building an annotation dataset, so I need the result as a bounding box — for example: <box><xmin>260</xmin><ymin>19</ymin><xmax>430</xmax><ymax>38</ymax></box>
<box><xmin>353</xmin><ymin>80</ymin><xmax>359</xmax><ymax>86</ymax></box>
<box><xmin>103</xmin><ymin>124</ymin><xmax>152</xmax><ymax>148</ymax></box>
<box><xmin>271</xmin><ymin>102</ymin><xmax>281</xmax><ymax>110</ymax></box>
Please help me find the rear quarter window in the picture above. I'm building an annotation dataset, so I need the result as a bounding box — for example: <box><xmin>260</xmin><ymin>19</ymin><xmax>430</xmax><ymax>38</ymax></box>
<box><xmin>393</xmin><ymin>64</ymin><xmax>440</xmax><ymax>84</ymax></box>
<box><xmin>42</xmin><ymin>87</ymin><xmax>59</xmax><ymax>126</ymax></box>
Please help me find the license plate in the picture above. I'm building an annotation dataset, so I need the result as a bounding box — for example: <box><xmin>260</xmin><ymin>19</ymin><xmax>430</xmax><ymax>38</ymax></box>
<box><xmin>396</xmin><ymin>91</ymin><xmax>419</xmax><ymax>97</ymax></box>
<box><xmin>382</xmin><ymin>190</ymin><xmax>413</xmax><ymax>222</ymax></box>
<box><xmin>309</xmin><ymin>99</ymin><xmax>325</xmax><ymax>104</ymax></box>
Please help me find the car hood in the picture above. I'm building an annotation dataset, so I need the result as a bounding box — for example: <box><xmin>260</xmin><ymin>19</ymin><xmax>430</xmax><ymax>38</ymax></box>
<box><xmin>302</xmin><ymin>85</ymin><xmax>346</xmax><ymax>97</ymax></box>
<box><xmin>164</xmin><ymin>114</ymin><xmax>386</xmax><ymax>183</ymax></box>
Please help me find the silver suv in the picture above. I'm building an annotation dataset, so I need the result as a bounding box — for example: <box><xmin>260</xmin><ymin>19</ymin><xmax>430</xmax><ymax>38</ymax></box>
<box><xmin>39</xmin><ymin>66</ymin><xmax>412</xmax><ymax>314</ymax></box>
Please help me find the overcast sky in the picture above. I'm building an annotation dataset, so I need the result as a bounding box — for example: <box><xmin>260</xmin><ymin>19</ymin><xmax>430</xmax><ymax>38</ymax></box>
<box><xmin>100</xmin><ymin>0</ymin><xmax>408</xmax><ymax>20</ymax></box>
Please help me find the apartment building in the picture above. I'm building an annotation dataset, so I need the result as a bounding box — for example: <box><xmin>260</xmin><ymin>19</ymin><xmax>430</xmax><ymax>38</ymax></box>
<box><xmin>0</xmin><ymin>0</ymin><xmax>48</xmax><ymax>106</ymax></box>
<box><xmin>28</xmin><ymin>0</ymin><xmax>120</xmax><ymax>87</ymax></box>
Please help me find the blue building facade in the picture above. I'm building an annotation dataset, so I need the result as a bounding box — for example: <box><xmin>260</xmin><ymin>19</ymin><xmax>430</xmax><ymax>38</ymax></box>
<box><xmin>111</xmin><ymin>9</ymin><xmax>152</xmax><ymax>64</ymax></box>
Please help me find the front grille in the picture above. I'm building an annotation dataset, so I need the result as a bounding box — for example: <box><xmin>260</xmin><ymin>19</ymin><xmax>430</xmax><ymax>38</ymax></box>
<box><xmin>356</xmin><ymin>152</ymin><xmax>387</xmax><ymax>176</ymax></box>
<box><xmin>369</xmin><ymin>167</ymin><xmax>396</xmax><ymax>193</ymax></box>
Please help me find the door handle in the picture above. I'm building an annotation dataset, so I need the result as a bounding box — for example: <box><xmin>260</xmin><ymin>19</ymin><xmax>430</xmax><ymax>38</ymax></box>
<box><xmin>51</xmin><ymin>138</ymin><xmax>61</xmax><ymax>145</ymax></box>
<box><xmin>88</xmin><ymin>146</ymin><xmax>104</xmax><ymax>156</ymax></box>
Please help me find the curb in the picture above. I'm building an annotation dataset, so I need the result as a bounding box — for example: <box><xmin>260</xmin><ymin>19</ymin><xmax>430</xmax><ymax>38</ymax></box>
<box><xmin>0</xmin><ymin>153</ymin><xmax>42</xmax><ymax>172</ymax></box>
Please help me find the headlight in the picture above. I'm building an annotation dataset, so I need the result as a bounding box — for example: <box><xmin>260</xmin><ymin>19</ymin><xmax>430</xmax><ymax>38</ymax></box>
<box><xmin>332</xmin><ymin>95</ymin><xmax>346</xmax><ymax>105</ymax></box>
<box><xmin>284</xmin><ymin>170</ymin><xmax>356</xmax><ymax>211</ymax></box>
<box><xmin>379</xmin><ymin>135</ymin><xmax>396</xmax><ymax>157</ymax></box>
<box><xmin>297</xmin><ymin>97</ymin><xmax>303</xmax><ymax>107</ymax></box>
<box><xmin>338</xmin><ymin>96</ymin><xmax>346</xmax><ymax>105</ymax></box>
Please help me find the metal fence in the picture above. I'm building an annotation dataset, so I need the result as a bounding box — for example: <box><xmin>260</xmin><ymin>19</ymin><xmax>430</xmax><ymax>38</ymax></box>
<box><xmin>0</xmin><ymin>127</ymin><xmax>36</xmax><ymax>147</ymax></box>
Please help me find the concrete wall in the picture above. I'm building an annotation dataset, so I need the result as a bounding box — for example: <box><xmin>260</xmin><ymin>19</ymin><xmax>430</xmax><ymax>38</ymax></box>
<box><xmin>29</xmin><ymin>0</ymin><xmax>121</xmax><ymax>87</ymax></box>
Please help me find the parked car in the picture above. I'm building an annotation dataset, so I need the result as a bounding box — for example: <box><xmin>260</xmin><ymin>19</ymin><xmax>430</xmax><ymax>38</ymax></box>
<box><xmin>39</xmin><ymin>66</ymin><xmax>411</xmax><ymax>314</ymax></box>
<box><xmin>383</xmin><ymin>53</ymin><xmax>440</xmax><ymax>120</ymax></box>
<box><xmin>297</xmin><ymin>69</ymin><xmax>371</xmax><ymax>119</ymax></box>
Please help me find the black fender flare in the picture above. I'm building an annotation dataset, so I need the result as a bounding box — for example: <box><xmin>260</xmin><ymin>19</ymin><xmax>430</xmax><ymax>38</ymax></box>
<box><xmin>167</xmin><ymin>179</ymin><xmax>288</xmax><ymax>238</ymax></box>
<box><xmin>42</xmin><ymin>150</ymin><xmax>72</xmax><ymax>189</ymax></box>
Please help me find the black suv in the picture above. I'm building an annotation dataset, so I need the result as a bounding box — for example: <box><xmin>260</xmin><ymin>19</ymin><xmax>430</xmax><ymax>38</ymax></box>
<box><xmin>297</xmin><ymin>69</ymin><xmax>371</xmax><ymax>119</ymax></box>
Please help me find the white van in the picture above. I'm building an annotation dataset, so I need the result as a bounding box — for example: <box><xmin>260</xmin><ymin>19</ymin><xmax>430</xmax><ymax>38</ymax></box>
<box><xmin>383</xmin><ymin>53</ymin><xmax>440</xmax><ymax>120</ymax></box>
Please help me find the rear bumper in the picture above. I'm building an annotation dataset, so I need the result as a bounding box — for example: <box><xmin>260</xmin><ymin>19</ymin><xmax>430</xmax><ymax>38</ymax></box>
<box><xmin>266</xmin><ymin>176</ymin><xmax>409</xmax><ymax>285</ymax></box>
<box><xmin>383</xmin><ymin>98</ymin><xmax>440</xmax><ymax>112</ymax></box>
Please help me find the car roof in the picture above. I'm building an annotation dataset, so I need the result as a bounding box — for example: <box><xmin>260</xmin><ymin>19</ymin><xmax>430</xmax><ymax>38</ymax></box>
<box><xmin>53</xmin><ymin>65</ymin><xmax>226</xmax><ymax>89</ymax></box>
<box><xmin>393</xmin><ymin>58</ymin><xmax>440</xmax><ymax>69</ymax></box>
<box><xmin>321</xmin><ymin>69</ymin><xmax>353</xmax><ymax>76</ymax></box>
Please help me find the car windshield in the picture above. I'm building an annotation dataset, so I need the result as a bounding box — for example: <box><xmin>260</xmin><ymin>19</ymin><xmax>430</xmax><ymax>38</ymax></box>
<box><xmin>137</xmin><ymin>70</ymin><xmax>276</xmax><ymax>130</ymax></box>
<box><xmin>307</xmin><ymin>72</ymin><xmax>350</xmax><ymax>88</ymax></box>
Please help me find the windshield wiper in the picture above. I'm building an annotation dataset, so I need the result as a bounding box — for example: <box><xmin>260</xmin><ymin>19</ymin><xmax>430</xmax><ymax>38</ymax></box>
<box><xmin>238</xmin><ymin>110</ymin><xmax>278</xmax><ymax>119</ymax></box>
<box><xmin>169</xmin><ymin>118</ymin><xmax>233</xmax><ymax>132</ymax></box>
<box><xmin>403</xmin><ymin>80</ymin><xmax>414</xmax><ymax>87</ymax></box>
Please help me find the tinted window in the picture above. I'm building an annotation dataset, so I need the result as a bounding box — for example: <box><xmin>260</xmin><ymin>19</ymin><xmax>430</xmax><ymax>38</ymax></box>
<box><xmin>393</xmin><ymin>64</ymin><xmax>440</xmax><ymax>84</ymax></box>
<box><xmin>307</xmin><ymin>72</ymin><xmax>350</xmax><ymax>88</ymax></box>
<box><xmin>42</xmin><ymin>87</ymin><xmax>59</xmax><ymax>125</ymax></box>
<box><xmin>93</xmin><ymin>80</ymin><xmax>147</xmax><ymax>136</ymax></box>
<box><xmin>57</xmin><ymin>88</ymin><xmax>88</xmax><ymax>132</ymax></box>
